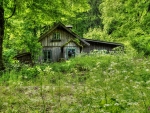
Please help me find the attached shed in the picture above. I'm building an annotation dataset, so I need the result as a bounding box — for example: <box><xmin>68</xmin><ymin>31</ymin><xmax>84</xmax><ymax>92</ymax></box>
<box><xmin>82</xmin><ymin>38</ymin><xmax>123</xmax><ymax>53</ymax></box>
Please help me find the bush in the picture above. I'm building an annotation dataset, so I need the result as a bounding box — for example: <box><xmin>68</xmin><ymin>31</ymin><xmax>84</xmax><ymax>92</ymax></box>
<box><xmin>131</xmin><ymin>35</ymin><xmax>150</xmax><ymax>56</ymax></box>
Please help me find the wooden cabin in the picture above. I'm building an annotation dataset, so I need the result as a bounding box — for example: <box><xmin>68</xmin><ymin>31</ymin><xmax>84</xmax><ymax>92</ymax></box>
<box><xmin>39</xmin><ymin>22</ymin><xmax>89</xmax><ymax>62</ymax></box>
<box><xmin>39</xmin><ymin>22</ymin><xmax>123</xmax><ymax>62</ymax></box>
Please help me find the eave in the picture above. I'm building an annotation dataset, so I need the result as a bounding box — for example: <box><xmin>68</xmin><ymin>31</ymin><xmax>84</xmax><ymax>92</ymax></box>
<box><xmin>39</xmin><ymin>22</ymin><xmax>90</xmax><ymax>46</ymax></box>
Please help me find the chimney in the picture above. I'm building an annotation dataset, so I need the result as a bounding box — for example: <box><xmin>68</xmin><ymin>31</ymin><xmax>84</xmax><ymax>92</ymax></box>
<box><xmin>66</xmin><ymin>25</ymin><xmax>73</xmax><ymax>29</ymax></box>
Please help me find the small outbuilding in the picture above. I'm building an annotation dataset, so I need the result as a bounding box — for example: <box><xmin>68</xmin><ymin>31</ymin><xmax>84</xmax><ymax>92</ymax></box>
<box><xmin>14</xmin><ymin>52</ymin><xmax>32</xmax><ymax>64</ymax></box>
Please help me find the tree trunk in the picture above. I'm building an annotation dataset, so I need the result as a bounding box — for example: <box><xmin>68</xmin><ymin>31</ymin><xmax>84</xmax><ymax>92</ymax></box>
<box><xmin>0</xmin><ymin>5</ymin><xmax>5</xmax><ymax>71</ymax></box>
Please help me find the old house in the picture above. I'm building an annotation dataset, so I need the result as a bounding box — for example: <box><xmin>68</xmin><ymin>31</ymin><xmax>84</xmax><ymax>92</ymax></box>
<box><xmin>38</xmin><ymin>22</ymin><xmax>123</xmax><ymax>62</ymax></box>
<box><xmin>39</xmin><ymin>22</ymin><xmax>89</xmax><ymax>62</ymax></box>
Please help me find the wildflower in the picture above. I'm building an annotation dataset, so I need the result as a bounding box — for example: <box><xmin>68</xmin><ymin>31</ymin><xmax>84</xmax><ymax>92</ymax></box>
<box><xmin>36</xmin><ymin>66</ymin><xmax>42</xmax><ymax>72</ymax></box>
<box><xmin>124</xmin><ymin>76</ymin><xmax>129</xmax><ymax>80</ymax></box>
<box><xmin>24</xmin><ymin>76</ymin><xmax>27</xmax><ymax>79</ymax></box>
<box><xmin>146</xmin><ymin>80</ymin><xmax>150</xmax><ymax>84</ymax></box>
<box><xmin>146</xmin><ymin>87</ymin><xmax>150</xmax><ymax>89</ymax></box>
<box><xmin>127</xmin><ymin>102</ymin><xmax>138</xmax><ymax>106</ymax></box>
<box><xmin>104</xmin><ymin>104</ymin><xmax>111</xmax><ymax>107</ymax></box>
<box><xmin>146</xmin><ymin>69</ymin><xmax>149</xmax><ymax>72</ymax></box>
<box><xmin>130</xmin><ymin>80</ymin><xmax>133</xmax><ymax>82</ymax></box>
<box><xmin>3</xmin><ymin>102</ymin><xmax>8</xmax><ymax>106</ymax></box>
<box><xmin>133</xmin><ymin>85</ymin><xmax>139</xmax><ymax>89</ymax></box>
<box><xmin>114</xmin><ymin>103</ymin><xmax>119</xmax><ymax>106</ymax></box>
<box><xmin>122</xmin><ymin>70</ymin><xmax>127</xmax><ymax>73</ymax></box>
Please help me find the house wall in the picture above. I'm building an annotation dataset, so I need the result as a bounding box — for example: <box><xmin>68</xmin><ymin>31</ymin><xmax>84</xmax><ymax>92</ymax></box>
<box><xmin>82</xmin><ymin>41</ymin><xmax>117</xmax><ymax>53</ymax></box>
<box><xmin>42</xmin><ymin>47</ymin><xmax>62</xmax><ymax>62</ymax></box>
<box><xmin>41</xmin><ymin>28</ymin><xmax>76</xmax><ymax>47</ymax></box>
<box><xmin>40</xmin><ymin>28</ymin><xmax>81</xmax><ymax>62</ymax></box>
<box><xmin>63</xmin><ymin>42</ymin><xmax>80</xmax><ymax>59</ymax></box>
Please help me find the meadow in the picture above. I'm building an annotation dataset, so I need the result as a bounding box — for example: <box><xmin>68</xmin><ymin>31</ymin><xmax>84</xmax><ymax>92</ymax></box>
<box><xmin>0</xmin><ymin>51</ymin><xmax>150</xmax><ymax>113</ymax></box>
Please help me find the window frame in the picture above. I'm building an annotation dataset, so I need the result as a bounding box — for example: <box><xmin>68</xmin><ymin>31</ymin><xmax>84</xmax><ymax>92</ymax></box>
<box><xmin>43</xmin><ymin>50</ymin><xmax>52</xmax><ymax>62</ymax></box>
<box><xmin>52</xmin><ymin>32</ymin><xmax>61</xmax><ymax>41</ymax></box>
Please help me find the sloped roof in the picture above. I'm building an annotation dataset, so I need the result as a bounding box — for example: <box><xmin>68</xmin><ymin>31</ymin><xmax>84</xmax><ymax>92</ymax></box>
<box><xmin>82</xmin><ymin>38</ymin><xmax>123</xmax><ymax>46</ymax></box>
<box><xmin>14</xmin><ymin>52</ymin><xmax>31</xmax><ymax>58</ymax></box>
<box><xmin>39</xmin><ymin>22</ymin><xmax>90</xmax><ymax>46</ymax></box>
<box><xmin>61</xmin><ymin>39</ymin><xmax>83</xmax><ymax>48</ymax></box>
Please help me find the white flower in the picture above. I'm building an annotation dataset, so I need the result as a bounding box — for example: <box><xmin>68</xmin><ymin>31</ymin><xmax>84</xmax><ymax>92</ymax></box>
<box><xmin>133</xmin><ymin>85</ymin><xmax>139</xmax><ymax>89</ymax></box>
<box><xmin>146</xmin><ymin>69</ymin><xmax>149</xmax><ymax>72</ymax></box>
<box><xmin>146</xmin><ymin>87</ymin><xmax>150</xmax><ymax>89</ymax></box>
<box><xmin>24</xmin><ymin>76</ymin><xmax>27</xmax><ymax>79</ymax></box>
<box><xmin>122</xmin><ymin>70</ymin><xmax>127</xmax><ymax>73</ymax></box>
<box><xmin>146</xmin><ymin>80</ymin><xmax>150</xmax><ymax>84</ymax></box>
<box><xmin>104</xmin><ymin>104</ymin><xmax>111</xmax><ymax>107</ymax></box>
<box><xmin>114</xmin><ymin>103</ymin><xmax>119</xmax><ymax>106</ymax></box>
<box><xmin>3</xmin><ymin>102</ymin><xmax>8</xmax><ymax>106</ymax></box>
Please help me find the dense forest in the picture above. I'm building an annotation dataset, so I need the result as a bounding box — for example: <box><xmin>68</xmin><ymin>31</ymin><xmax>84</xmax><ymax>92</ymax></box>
<box><xmin>0</xmin><ymin>0</ymin><xmax>150</xmax><ymax>112</ymax></box>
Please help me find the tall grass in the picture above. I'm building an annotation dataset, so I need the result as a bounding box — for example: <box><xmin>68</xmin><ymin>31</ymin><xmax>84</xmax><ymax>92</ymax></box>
<box><xmin>0</xmin><ymin>53</ymin><xmax>150</xmax><ymax>112</ymax></box>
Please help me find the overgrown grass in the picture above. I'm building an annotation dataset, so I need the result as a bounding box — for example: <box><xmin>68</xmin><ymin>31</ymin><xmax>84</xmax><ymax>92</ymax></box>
<box><xmin>0</xmin><ymin>53</ymin><xmax>150</xmax><ymax>112</ymax></box>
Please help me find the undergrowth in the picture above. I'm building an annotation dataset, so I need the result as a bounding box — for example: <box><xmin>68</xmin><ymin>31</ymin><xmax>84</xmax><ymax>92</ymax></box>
<box><xmin>0</xmin><ymin>53</ymin><xmax>150</xmax><ymax>113</ymax></box>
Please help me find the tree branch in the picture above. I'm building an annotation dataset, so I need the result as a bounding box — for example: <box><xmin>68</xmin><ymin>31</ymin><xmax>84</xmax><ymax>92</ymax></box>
<box><xmin>5</xmin><ymin>0</ymin><xmax>16</xmax><ymax>19</ymax></box>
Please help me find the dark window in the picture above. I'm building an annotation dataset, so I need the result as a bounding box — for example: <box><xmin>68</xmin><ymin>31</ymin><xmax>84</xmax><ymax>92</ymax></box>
<box><xmin>52</xmin><ymin>32</ymin><xmax>60</xmax><ymax>41</ymax></box>
<box><xmin>67</xmin><ymin>49</ymin><xmax>75</xmax><ymax>59</ymax></box>
<box><xmin>43</xmin><ymin>50</ymin><xmax>52</xmax><ymax>62</ymax></box>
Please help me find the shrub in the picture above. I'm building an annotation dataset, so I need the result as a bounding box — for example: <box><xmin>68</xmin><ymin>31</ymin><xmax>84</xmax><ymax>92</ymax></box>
<box><xmin>131</xmin><ymin>35</ymin><xmax>150</xmax><ymax>56</ymax></box>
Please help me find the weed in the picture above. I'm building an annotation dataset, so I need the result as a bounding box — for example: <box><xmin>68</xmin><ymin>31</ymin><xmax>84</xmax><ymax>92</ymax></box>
<box><xmin>0</xmin><ymin>53</ymin><xmax>150</xmax><ymax>112</ymax></box>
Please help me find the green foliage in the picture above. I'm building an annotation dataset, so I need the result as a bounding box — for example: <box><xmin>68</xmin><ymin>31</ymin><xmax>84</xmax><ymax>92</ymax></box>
<box><xmin>100</xmin><ymin>0</ymin><xmax>150</xmax><ymax>38</ymax></box>
<box><xmin>84</xmin><ymin>27</ymin><xmax>112</xmax><ymax>41</ymax></box>
<box><xmin>67</xmin><ymin>0</ymin><xmax>101</xmax><ymax>37</ymax></box>
<box><xmin>20</xmin><ymin>65</ymin><xmax>39</xmax><ymax>80</ymax></box>
<box><xmin>99</xmin><ymin>0</ymin><xmax>150</xmax><ymax>54</ymax></box>
<box><xmin>131</xmin><ymin>35</ymin><xmax>150</xmax><ymax>55</ymax></box>
<box><xmin>1</xmin><ymin>53</ymin><xmax>150</xmax><ymax>112</ymax></box>
<box><xmin>2</xmin><ymin>0</ymin><xmax>90</xmax><ymax>68</ymax></box>
<box><xmin>1</xmin><ymin>0</ymin><xmax>150</xmax><ymax>111</ymax></box>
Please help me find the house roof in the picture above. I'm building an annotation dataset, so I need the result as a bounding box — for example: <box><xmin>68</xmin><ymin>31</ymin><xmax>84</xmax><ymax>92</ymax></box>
<box><xmin>39</xmin><ymin>22</ymin><xmax>90</xmax><ymax>46</ymax></box>
<box><xmin>14</xmin><ymin>52</ymin><xmax>31</xmax><ymax>59</ymax></box>
<box><xmin>61</xmin><ymin>39</ymin><xmax>83</xmax><ymax>48</ymax></box>
<box><xmin>82</xmin><ymin>38</ymin><xmax>123</xmax><ymax>46</ymax></box>
<box><xmin>39</xmin><ymin>22</ymin><xmax>123</xmax><ymax>47</ymax></box>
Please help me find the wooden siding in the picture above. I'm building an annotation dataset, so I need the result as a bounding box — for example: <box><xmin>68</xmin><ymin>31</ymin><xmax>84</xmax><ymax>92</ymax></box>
<box><xmin>40</xmin><ymin>28</ymin><xmax>81</xmax><ymax>62</ymax></box>
<box><xmin>41</xmin><ymin>28</ymin><xmax>77</xmax><ymax>47</ymax></box>
<box><xmin>62</xmin><ymin>42</ymin><xmax>80</xmax><ymax>59</ymax></box>
<box><xmin>42</xmin><ymin>47</ymin><xmax>62</xmax><ymax>62</ymax></box>
<box><xmin>82</xmin><ymin>42</ymin><xmax>117</xmax><ymax>53</ymax></box>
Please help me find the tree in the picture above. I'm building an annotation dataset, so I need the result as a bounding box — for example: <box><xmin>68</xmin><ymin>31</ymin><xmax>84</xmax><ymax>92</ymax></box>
<box><xmin>0</xmin><ymin>0</ymin><xmax>18</xmax><ymax>70</ymax></box>
<box><xmin>0</xmin><ymin>1</ymin><xmax>5</xmax><ymax>70</ymax></box>
<box><xmin>100</xmin><ymin>0</ymin><xmax>150</xmax><ymax>38</ymax></box>
<box><xmin>1</xmin><ymin>0</ymin><xmax>89</xmax><ymax>70</ymax></box>
<box><xmin>68</xmin><ymin>0</ymin><xmax>102</xmax><ymax>37</ymax></box>
<box><xmin>100</xmin><ymin>0</ymin><xmax>150</xmax><ymax>55</ymax></box>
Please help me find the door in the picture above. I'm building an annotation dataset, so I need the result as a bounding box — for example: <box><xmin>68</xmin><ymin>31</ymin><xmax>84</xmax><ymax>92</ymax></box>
<box><xmin>67</xmin><ymin>48</ymin><xmax>75</xmax><ymax>59</ymax></box>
